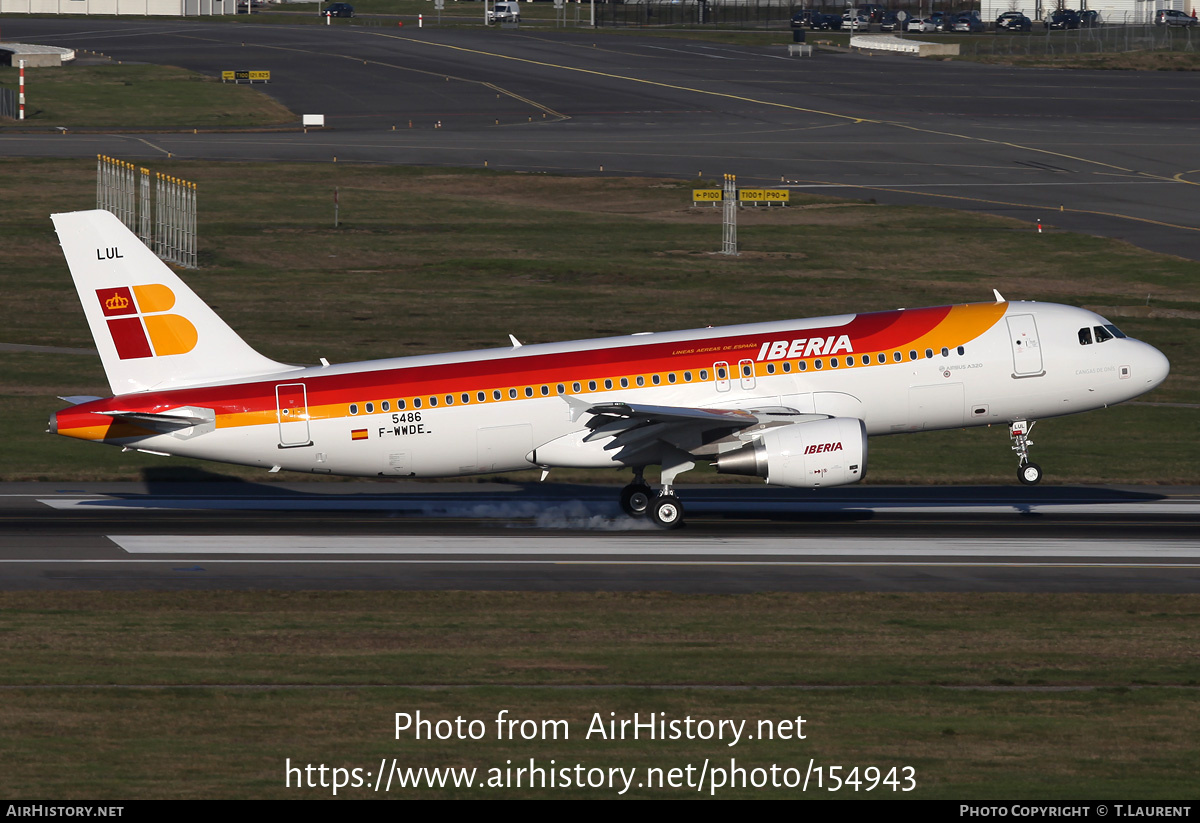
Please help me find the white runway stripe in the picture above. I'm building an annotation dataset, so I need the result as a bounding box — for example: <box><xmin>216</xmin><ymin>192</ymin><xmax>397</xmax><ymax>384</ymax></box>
<box><xmin>109</xmin><ymin>535</ymin><xmax>1200</xmax><ymax>558</ymax></box>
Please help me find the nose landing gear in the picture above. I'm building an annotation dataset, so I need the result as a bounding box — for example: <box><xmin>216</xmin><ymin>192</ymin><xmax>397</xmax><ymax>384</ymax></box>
<box><xmin>1010</xmin><ymin>420</ymin><xmax>1043</xmax><ymax>485</ymax></box>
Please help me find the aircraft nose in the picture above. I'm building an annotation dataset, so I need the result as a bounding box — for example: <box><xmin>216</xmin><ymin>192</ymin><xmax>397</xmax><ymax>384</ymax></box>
<box><xmin>1139</xmin><ymin>343</ymin><xmax>1170</xmax><ymax>391</ymax></box>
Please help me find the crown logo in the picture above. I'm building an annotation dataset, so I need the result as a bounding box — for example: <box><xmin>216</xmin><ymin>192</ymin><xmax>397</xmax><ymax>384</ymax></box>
<box><xmin>106</xmin><ymin>293</ymin><xmax>130</xmax><ymax>311</ymax></box>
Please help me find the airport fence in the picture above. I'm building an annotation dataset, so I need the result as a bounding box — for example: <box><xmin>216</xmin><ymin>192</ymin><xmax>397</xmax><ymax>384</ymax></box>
<box><xmin>0</xmin><ymin>87</ymin><xmax>16</xmax><ymax>119</ymax></box>
<box><xmin>958</xmin><ymin>21</ymin><xmax>1194</xmax><ymax>57</ymax></box>
<box><xmin>96</xmin><ymin>155</ymin><xmax>198</xmax><ymax>270</ymax></box>
<box><xmin>595</xmin><ymin>0</ymin><xmax>802</xmax><ymax>30</ymax></box>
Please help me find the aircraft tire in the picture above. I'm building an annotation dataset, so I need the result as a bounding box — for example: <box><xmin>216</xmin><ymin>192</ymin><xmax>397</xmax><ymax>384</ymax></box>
<box><xmin>1018</xmin><ymin>462</ymin><xmax>1043</xmax><ymax>485</ymax></box>
<box><xmin>650</xmin><ymin>495</ymin><xmax>685</xmax><ymax>529</ymax></box>
<box><xmin>620</xmin><ymin>484</ymin><xmax>654</xmax><ymax>518</ymax></box>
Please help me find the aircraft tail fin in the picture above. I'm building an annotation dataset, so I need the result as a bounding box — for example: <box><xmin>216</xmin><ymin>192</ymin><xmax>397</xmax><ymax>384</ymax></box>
<box><xmin>52</xmin><ymin>210</ymin><xmax>298</xmax><ymax>395</ymax></box>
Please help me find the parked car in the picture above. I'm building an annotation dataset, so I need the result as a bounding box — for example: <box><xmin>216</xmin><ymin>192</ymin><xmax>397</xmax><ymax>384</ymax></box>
<box><xmin>996</xmin><ymin>10</ymin><xmax>1032</xmax><ymax>31</ymax></box>
<box><xmin>1154</xmin><ymin>9</ymin><xmax>1197</xmax><ymax>26</ymax></box>
<box><xmin>809</xmin><ymin>12</ymin><xmax>844</xmax><ymax>29</ymax></box>
<box><xmin>842</xmin><ymin>12</ymin><xmax>871</xmax><ymax>30</ymax></box>
<box><xmin>1078</xmin><ymin>9</ymin><xmax>1101</xmax><ymax>26</ymax></box>
<box><xmin>790</xmin><ymin>9</ymin><xmax>815</xmax><ymax>28</ymax></box>
<box><xmin>951</xmin><ymin>12</ymin><xmax>985</xmax><ymax>31</ymax></box>
<box><xmin>906</xmin><ymin>17</ymin><xmax>935</xmax><ymax>32</ymax></box>
<box><xmin>879</xmin><ymin>10</ymin><xmax>899</xmax><ymax>31</ymax></box>
<box><xmin>929</xmin><ymin>10</ymin><xmax>947</xmax><ymax>30</ymax></box>
<box><xmin>488</xmin><ymin>0</ymin><xmax>520</xmax><ymax>22</ymax></box>
<box><xmin>320</xmin><ymin>2</ymin><xmax>354</xmax><ymax>17</ymax></box>
<box><xmin>1046</xmin><ymin>9</ymin><xmax>1080</xmax><ymax>29</ymax></box>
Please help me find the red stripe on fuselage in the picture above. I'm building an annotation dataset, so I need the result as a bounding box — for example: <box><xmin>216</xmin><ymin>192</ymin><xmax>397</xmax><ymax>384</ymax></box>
<box><xmin>60</xmin><ymin>305</ymin><xmax>977</xmax><ymax>423</ymax></box>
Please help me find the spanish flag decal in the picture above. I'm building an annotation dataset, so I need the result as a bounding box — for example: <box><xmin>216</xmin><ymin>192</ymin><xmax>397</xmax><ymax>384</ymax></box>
<box><xmin>351</xmin><ymin>429</ymin><xmax>368</xmax><ymax>441</ymax></box>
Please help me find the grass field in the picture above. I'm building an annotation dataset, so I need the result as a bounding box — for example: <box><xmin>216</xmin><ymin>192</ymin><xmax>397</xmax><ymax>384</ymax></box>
<box><xmin>2</xmin><ymin>591</ymin><xmax>1198</xmax><ymax>798</ymax></box>
<box><xmin>0</xmin><ymin>157</ymin><xmax>1195</xmax><ymax>484</ymax></box>
<box><xmin>0</xmin><ymin>65</ymin><xmax>295</xmax><ymax>129</ymax></box>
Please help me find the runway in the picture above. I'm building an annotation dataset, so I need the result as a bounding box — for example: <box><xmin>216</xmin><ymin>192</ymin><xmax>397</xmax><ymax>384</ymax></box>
<box><xmin>3</xmin><ymin>482</ymin><xmax>1198</xmax><ymax>592</ymax></box>
<box><xmin>3</xmin><ymin>20</ymin><xmax>1200</xmax><ymax>259</ymax></box>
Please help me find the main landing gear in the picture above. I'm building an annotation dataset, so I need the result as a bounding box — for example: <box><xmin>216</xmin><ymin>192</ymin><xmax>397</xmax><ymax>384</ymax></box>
<box><xmin>618</xmin><ymin>462</ymin><xmax>692</xmax><ymax>529</ymax></box>
<box><xmin>1010</xmin><ymin>420</ymin><xmax>1043</xmax><ymax>485</ymax></box>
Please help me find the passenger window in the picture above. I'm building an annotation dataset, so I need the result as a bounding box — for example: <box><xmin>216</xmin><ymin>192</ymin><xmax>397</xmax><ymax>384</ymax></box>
<box><xmin>445</xmin><ymin>395</ymin><xmax>453</xmax><ymax>405</ymax></box>
<box><xmin>508</xmin><ymin>389</ymin><xmax>517</xmax><ymax>399</ymax></box>
<box><xmin>668</xmin><ymin>373</ymin><xmax>676</xmax><ymax>383</ymax></box>
<box><xmin>429</xmin><ymin>397</ymin><xmax>437</xmax><ymax>407</ymax></box>
<box><xmin>381</xmin><ymin>401</ymin><xmax>390</xmax><ymax>412</ymax></box>
<box><xmin>604</xmin><ymin>379</ymin><xmax>613</xmax><ymax>390</ymax></box>
<box><xmin>349</xmin><ymin>404</ymin><xmax>358</xmax><ymax>415</ymax></box>
<box><xmin>652</xmin><ymin>375</ymin><xmax>660</xmax><ymax>385</ymax></box>
<box><xmin>556</xmin><ymin>384</ymin><xmax>564</xmax><ymax>395</ymax></box>
<box><xmin>1079</xmin><ymin>327</ymin><xmax>1093</xmax><ymax>345</ymax></box>
<box><xmin>540</xmin><ymin>385</ymin><xmax>549</xmax><ymax>396</ymax></box>
<box><xmin>847</xmin><ymin>356</ymin><xmax>855</xmax><ymax>366</ymax></box>
<box><xmin>493</xmin><ymin>390</ymin><xmax>501</xmax><ymax>401</ymax></box>
<box><xmin>365</xmin><ymin>402</ymin><xmax>374</xmax><ymax>413</ymax></box>
<box><xmin>397</xmin><ymin>399</ymin><xmax>406</xmax><ymax>410</ymax></box>
<box><xmin>462</xmin><ymin>394</ymin><xmax>470</xmax><ymax>404</ymax></box>
<box><xmin>893</xmin><ymin>352</ymin><xmax>902</xmax><ymax>362</ymax></box>
<box><xmin>767</xmin><ymin>363</ymin><xmax>776</xmax><ymax>374</ymax></box>
<box><xmin>572</xmin><ymin>382</ymin><xmax>581</xmax><ymax>393</ymax></box>
<box><xmin>815</xmin><ymin>360</ymin><xmax>823</xmax><ymax>370</ymax></box>
<box><xmin>925</xmin><ymin>349</ymin><xmax>933</xmax><ymax>359</ymax></box>
<box><xmin>524</xmin><ymin>387</ymin><xmax>533</xmax><ymax>397</ymax></box>
<box><xmin>684</xmin><ymin>371</ymin><xmax>693</xmax><ymax>382</ymax></box>
<box><xmin>799</xmin><ymin>361</ymin><xmax>807</xmax><ymax>371</ymax></box>
<box><xmin>716</xmin><ymin>367</ymin><xmax>727</xmax><ymax>380</ymax></box>
<box><xmin>589</xmin><ymin>381</ymin><xmax>597</xmax><ymax>391</ymax></box>
<box><xmin>699</xmin><ymin>369</ymin><xmax>709</xmax><ymax>380</ymax></box>
<box><xmin>957</xmin><ymin>346</ymin><xmax>965</xmax><ymax>355</ymax></box>
<box><xmin>878</xmin><ymin>353</ymin><xmax>886</xmax><ymax>364</ymax></box>
<box><xmin>909</xmin><ymin>351</ymin><xmax>917</xmax><ymax>361</ymax></box>
<box><xmin>830</xmin><ymin>358</ymin><xmax>838</xmax><ymax>368</ymax></box>
<box><xmin>636</xmin><ymin>376</ymin><xmax>645</xmax><ymax>387</ymax></box>
<box><xmin>477</xmin><ymin>392</ymin><xmax>485</xmax><ymax>403</ymax></box>
<box><xmin>620</xmin><ymin>378</ymin><xmax>629</xmax><ymax>388</ymax></box>
<box><xmin>413</xmin><ymin>398</ymin><xmax>422</xmax><ymax>409</ymax></box>
<box><xmin>782</xmin><ymin>362</ymin><xmax>791</xmax><ymax>373</ymax></box>
<box><xmin>741</xmin><ymin>363</ymin><xmax>751</xmax><ymax>377</ymax></box>
<box><xmin>941</xmin><ymin>347</ymin><xmax>949</xmax><ymax>357</ymax></box>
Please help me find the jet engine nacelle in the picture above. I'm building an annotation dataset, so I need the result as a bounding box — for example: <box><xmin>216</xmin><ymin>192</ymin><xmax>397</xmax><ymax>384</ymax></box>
<box><xmin>715</xmin><ymin>417</ymin><xmax>867</xmax><ymax>488</ymax></box>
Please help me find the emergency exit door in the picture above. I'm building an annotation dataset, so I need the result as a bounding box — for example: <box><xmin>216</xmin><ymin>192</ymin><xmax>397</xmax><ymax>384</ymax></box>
<box><xmin>276</xmin><ymin>383</ymin><xmax>312</xmax><ymax>447</ymax></box>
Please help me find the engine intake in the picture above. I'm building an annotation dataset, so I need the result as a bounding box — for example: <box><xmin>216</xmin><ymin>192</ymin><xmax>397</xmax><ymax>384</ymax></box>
<box><xmin>715</xmin><ymin>417</ymin><xmax>867</xmax><ymax>488</ymax></box>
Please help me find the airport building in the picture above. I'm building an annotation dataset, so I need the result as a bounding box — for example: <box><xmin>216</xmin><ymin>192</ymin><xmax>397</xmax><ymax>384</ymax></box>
<box><xmin>0</xmin><ymin>0</ymin><xmax>233</xmax><ymax>14</ymax></box>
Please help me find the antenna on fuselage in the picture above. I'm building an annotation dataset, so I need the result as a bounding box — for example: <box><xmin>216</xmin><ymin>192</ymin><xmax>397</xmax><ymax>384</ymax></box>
<box><xmin>993</xmin><ymin>289</ymin><xmax>1005</xmax><ymax>303</ymax></box>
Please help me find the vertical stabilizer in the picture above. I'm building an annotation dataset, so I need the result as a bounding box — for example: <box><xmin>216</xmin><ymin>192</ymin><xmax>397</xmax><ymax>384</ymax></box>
<box><xmin>52</xmin><ymin>209</ymin><xmax>298</xmax><ymax>395</ymax></box>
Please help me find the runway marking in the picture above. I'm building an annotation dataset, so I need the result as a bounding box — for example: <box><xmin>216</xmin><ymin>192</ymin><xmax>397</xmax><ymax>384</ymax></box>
<box><xmin>108</xmin><ymin>535</ymin><xmax>1200</xmax><ymax>558</ymax></box>
<box><xmin>3</xmin><ymin>559</ymin><xmax>1200</xmax><ymax>570</ymax></box>
<box><xmin>786</xmin><ymin>180</ymin><xmax>1174</xmax><ymax>189</ymax></box>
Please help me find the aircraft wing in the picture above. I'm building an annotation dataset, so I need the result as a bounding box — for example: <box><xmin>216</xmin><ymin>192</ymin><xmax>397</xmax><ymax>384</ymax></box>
<box><xmin>583</xmin><ymin>401</ymin><xmax>758</xmax><ymax>431</ymax></box>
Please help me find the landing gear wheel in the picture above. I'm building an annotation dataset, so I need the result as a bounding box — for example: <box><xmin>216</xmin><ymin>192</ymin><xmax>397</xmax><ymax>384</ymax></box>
<box><xmin>619</xmin><ymin>484</ymin><xmax>654</xmax><ymax>518</ymax></box>
<box><xmin>1018</xmin><ymin>462</ymin><xmax>1043</xmax><ymax>486</ymax></box>
<box><xmin>650</xmin><ymin>495</ymin><xmax>685</xmax><ymax>530</ymax></box>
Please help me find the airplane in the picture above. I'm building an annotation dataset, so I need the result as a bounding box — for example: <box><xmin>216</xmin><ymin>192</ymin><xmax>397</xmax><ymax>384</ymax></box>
<box><xmin>48</xmin><ymin>209</ymin><xmax>1170</xmax><ymax>529</ymax></box>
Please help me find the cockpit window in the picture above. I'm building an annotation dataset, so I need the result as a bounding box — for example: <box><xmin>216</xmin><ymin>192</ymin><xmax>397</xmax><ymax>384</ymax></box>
<box><xmin>1104</xmin><ymin>324</ymin><xmax>1127</xmax><ymax>339</ymax></box>
<box><xmin>1078</xmin><ymin>327</ymin><xmax>1093</xmax><ymax>345</ymax></box>
<box><xmin>1094</xmin><ymin>325</ymin><xmax>1113</xmax><ymax>343</ymax></box>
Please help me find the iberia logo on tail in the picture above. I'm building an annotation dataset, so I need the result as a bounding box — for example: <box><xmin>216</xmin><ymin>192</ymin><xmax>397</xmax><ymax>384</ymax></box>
<box><xmin>95</xmin><ymin>284</ymin><xmax>198</xmax><ymax>359</ymax></box>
